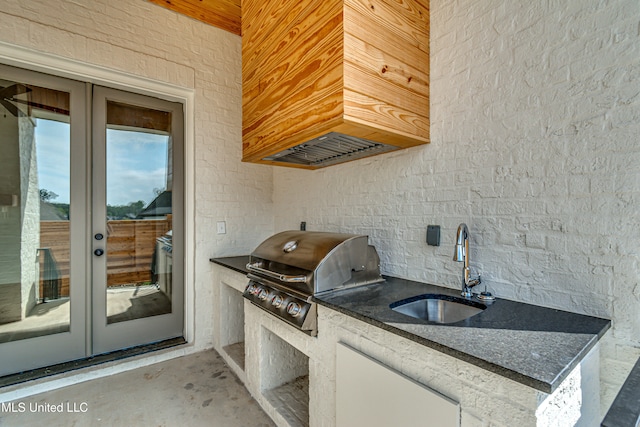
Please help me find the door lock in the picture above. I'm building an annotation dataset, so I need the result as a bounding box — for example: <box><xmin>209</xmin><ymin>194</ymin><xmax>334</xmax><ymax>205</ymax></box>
<box><xmin>94</xmin><ymin>248</ymin><xmax>104</xmax><ymax>256</ymax></box>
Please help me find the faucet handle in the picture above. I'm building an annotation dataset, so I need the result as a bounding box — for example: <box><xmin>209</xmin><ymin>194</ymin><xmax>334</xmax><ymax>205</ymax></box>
<box><xmin>461</xmin><ymin>275</ymin><xmax>482</xmax><ymax>298</ymax></box>
<box><xmin>477</xmin><ymin>282</ymin><xmax>496</xmax><ymax>301</ymax></box>
<box><xmin>467</xmin><ymin>275</ymin><xmax>481</xmax><ymax>288</ymax></box>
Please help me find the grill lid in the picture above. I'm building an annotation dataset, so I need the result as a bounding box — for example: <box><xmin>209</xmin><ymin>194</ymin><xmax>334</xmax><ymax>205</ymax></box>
<box><xmin>248</xmin><ymin>230</ymin><xmax>383</xmax><ymax>294</ymax></box>
<box><xmin>250</xmin><ymin>230</ymin><xmax>366</xmax><ymax>271</ymax></box>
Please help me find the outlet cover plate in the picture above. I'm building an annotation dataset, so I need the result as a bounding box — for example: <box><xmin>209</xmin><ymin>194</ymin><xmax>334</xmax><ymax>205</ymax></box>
<box><xmin>427</xmin><ymin>225</ymin><xmax>440</xmax><ymax>246</ymax></box>
<box><xmin>217</xmin><ymin>221</ymin><xmax>226</xmax><ymax>234</ymax></box>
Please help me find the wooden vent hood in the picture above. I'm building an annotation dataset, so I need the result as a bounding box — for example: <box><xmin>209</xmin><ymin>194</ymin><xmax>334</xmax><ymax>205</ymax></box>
<box><xmin>242</xmin><ymin>0</ymin><xmax>430</xmax><ymax>169</ymax></box>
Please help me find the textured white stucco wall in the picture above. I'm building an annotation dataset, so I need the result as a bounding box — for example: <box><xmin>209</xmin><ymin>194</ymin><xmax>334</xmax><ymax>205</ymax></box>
<box><xmin>0</xmin><ymin>0</ymin><xmax>274</xmax><ymax>351</ymax></box>
<box><xmin>273</xmin><ymin>0</ymin><xmax>640</xmax><ymax>414</ymax></box>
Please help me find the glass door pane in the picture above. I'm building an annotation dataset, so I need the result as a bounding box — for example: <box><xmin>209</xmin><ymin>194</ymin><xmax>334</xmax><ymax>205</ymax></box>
<box><xmin>0</xmin><ymin>65</ymin><xmax>87</xmax><ymax>376</ymax></box>
<box><xmin>92</xmin><ymin>86</ymin><xmax>184</xmax><ymax>355</ymax></box>
<box><xmin>105</xmin><ymin>121</ymin><xmax>172</xmax><ymax>324</ymax></box>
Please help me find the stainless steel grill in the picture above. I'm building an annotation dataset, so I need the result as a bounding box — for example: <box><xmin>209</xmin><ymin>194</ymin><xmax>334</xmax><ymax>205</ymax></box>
<box><xmin>243</xmin><ymin>230</ymin><xmax>383</xmax><ymax>336</ymax></box>
<box><xmin>262</xmin><ymin>132</ymin><xmax>398</xmax><ymax>167</ymax></box>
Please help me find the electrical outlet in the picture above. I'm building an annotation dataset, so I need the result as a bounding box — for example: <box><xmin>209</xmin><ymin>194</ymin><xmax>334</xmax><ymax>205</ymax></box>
<box><xmin>216</xmin><ymin>221</ymin><xmax>226</xmax><ymax>234</ymax></box>
<box><xmin>427</xmin><ymin>225</ymin><xmax>440</xmax><ymax>246</ymax></box>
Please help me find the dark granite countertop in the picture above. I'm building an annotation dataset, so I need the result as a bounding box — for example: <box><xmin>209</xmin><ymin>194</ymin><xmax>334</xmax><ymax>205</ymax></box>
<box><xmin>210</xmin><ymin>257</ymin><xmax>611</xmax><ymax>394</ymax></box>
<box><xmin>210</xmin><ymin>256</ymin><xmax>250</xmax><ymax>275</ymax></box>
<box><xmin>314</xmin><ymin>277</ymin><xmax>611</xmax><ymax>393</ymax></box>
<box><xmin>601</xmin><ymin>356</ymin><xmax>640</xmax><ymax>427</ymax></box>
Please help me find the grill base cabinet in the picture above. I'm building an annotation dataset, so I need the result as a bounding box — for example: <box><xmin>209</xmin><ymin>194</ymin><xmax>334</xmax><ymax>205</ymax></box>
<box><xmin>212</xmin><ymin>262</ymin><xmax>601</xmax><ymax>427</ymax></box>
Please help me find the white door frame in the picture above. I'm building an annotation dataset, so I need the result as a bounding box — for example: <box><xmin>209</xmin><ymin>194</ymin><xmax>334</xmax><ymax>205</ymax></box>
<box><xmin>0</xmin><ymin>41</ymin><xmax>196</xmax><ymax>349</ymax></box>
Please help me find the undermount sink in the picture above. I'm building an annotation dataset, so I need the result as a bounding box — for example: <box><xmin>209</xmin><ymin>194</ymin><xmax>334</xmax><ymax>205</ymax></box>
<box><xmin>390</xmin><ymin>294</ymin><xmax>487</xmax><ymax>324</ymax></box>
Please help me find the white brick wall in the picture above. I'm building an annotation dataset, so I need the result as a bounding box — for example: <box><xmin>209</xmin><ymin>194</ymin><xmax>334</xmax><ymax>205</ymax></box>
<box><xmin>273</xmin><ymin>0</ymin><xmax>640</xmax><ymax>416</ymax></box>
<box><xmin>1</xmin><ymin>0</ymin><xmax>637</xmax><ymax>420</ymax></box>
<box><xmin>0</xmin><ymin>0</ymin><xmax>274</xmax><ymax>351</ymax></box>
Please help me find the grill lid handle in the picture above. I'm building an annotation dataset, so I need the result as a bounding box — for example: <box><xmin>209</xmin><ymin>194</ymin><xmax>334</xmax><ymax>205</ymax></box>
<box><xmin>246</xmin><ymin>262</ymin><xmax>308</xmax><ymax>283</ymax></box>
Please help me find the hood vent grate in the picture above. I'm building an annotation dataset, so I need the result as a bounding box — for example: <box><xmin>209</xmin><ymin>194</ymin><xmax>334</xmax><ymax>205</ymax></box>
<box><xmin>262</xmin><ymin>132</ymin><xmax>398</xmax><ymax>167</ymax></box>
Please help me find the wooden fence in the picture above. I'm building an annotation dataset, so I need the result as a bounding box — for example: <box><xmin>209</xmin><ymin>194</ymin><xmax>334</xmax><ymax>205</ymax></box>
<box><xmin>39</xmin><ymin>218</ymin><xmax>171</xmax><ymax>298</ymax></box>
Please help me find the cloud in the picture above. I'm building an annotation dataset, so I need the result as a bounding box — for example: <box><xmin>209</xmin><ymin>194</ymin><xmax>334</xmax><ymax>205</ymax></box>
<box><xmin>106</xmin><ymin>129</ymin><xmax>168</xmax><ymax>206</ymax></box>
<box><xmin>35</xmin><ymin>121</ymin><xmax>169</xmax><ymax>206</ymax></box>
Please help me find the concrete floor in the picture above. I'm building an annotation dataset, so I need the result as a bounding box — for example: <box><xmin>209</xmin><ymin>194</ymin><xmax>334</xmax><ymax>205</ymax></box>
<box><xmin>0</xmin><ymin>350</ymin><xmax>275</xmax><ymax>427</ymax></box>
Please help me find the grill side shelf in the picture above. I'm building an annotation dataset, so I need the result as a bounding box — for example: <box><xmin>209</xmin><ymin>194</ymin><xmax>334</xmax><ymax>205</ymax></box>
<box><xmin>246</xmin><ymin>262</ymin><xmax>308</xmax><ymax>283</ymax></box>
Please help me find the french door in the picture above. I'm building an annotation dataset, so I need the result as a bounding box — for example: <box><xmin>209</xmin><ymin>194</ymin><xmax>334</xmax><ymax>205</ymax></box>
<box><xmin>0</xmin><ymin>65</ymin><xmax>184</xmax><ymax>376</ymax></box>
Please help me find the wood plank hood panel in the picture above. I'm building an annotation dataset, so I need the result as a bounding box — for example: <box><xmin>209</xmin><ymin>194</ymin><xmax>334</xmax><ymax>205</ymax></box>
<box><xmin>242</xmin><ymin>0</ymin><xmax>430</xmax><ymax>169</ymax></box>
<box><xmin>146</xmin><ymin>0</ymin><xmax>241</xmax><ymax>35</ymax></box>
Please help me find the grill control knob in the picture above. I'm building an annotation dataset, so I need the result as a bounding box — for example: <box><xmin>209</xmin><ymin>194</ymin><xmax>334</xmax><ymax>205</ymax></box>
<box><xmin>258</xmin><ymin>289</ymin><xmax>269</xmax><ymax>301</ymax></box>
<box><xmin>271</xmin><ymin>294</ymin><xmax>284</xmax><ymax>308</ymax></box>
<box><xmin>286</xmin><ymin>302</ymin><xmax>302</xmax><ymax>317</ymax></box>
<box><xmin>246</xmin><ymin>284</ymin><xmax>259</xmax><ymax>295</ymax></box>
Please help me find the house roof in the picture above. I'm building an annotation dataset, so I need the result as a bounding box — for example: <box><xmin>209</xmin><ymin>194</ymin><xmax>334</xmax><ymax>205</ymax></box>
<box><xmin>137</xmin><ymin>191</ymin><xmax>171</xmax><ymax>218</ymax></box>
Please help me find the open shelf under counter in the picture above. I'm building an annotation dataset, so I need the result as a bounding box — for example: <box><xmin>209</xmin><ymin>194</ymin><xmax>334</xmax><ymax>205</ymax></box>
<box><xmin>222</xmin><ymin>341</ymin><xmax>245</xmax><ymax>371</ymax></box>
<box><xmin>258</xmin><ymin>325</ymin><xmax>310</xmax><ymax>427</ymax></box>
<box><xmin>263</xmin><ymin>375</ymin><xmax>309</xmax><ymax>427</ymax></box>
<box><xmin>211</xmin><ymin>259</ymin><xmax>250</xmax><ymax>380</ymax></box>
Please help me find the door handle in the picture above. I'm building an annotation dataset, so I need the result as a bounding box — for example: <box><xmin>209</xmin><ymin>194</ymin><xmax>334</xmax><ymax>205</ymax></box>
<box><xmin>94</xmin><ymin>249</ymin><xmax>104</xmax><ymax>256</ymax></box>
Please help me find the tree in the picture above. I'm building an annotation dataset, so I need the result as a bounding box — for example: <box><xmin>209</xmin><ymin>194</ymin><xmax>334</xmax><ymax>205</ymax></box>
<box><xmin>106</xmin><ymin>200</ymin><xmax>146</xmax><ymax>219</ymax></box>
<box><xmin>39</xmin><ymin>189</ymin><xmax>58</xmax><ymax>202</ymax></box>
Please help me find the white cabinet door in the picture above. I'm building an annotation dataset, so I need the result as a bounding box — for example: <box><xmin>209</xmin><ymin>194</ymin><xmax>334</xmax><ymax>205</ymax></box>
<box><xmin>336</xmin><ymin>342</ymin><xmax>459</xmax><ymax>427</ymax></box>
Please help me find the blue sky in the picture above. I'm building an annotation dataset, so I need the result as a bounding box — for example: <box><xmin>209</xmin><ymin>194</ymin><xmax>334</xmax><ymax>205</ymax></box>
<box><xmin>35</xmin><ymin>119</ymin><xmax>71</xmax><ymax>203</ymax></box>
<box><xmin>35</xmin><ymin>119</ymin><xmax>169</xmax><ymax>206</ymax></box>
<box><xmin>106</xmin><ymin>128</ymin><xmax>168</xmax><ymax>206</ymax></box>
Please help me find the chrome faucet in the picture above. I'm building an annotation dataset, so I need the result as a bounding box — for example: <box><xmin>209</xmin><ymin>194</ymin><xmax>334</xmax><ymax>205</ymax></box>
<box><xmin>453</xmin><ymin>223</ymin><xmax>481</xmax><ymax>298</ymax></box>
